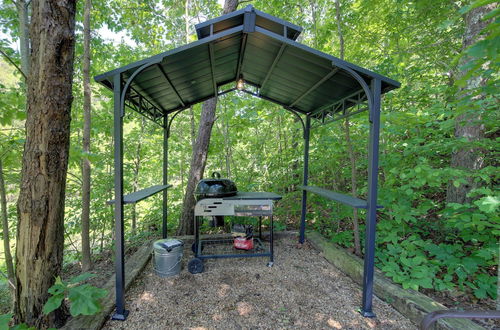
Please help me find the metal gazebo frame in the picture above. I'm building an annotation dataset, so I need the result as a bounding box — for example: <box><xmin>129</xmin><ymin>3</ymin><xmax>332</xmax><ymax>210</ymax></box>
<box><xmin>95</xmin><ymin>5</ymin><xmax>400</xmax><ymax>321</ymax></box>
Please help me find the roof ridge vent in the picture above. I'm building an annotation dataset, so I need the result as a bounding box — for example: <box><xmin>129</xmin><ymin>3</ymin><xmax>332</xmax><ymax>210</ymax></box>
<box><xmin>195</xmin><ymin>6</ymin><xmax>302</xmax><ymax>41</ymax></box>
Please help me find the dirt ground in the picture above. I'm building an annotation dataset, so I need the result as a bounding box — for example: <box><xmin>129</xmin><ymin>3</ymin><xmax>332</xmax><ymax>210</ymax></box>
<box><xmin>102</xmin><ymin>234</ymin><xmax>416</xmax><ymax>329</ymax></box>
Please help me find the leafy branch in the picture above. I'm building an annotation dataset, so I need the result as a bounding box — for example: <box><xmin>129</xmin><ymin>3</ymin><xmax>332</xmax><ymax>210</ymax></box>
<box><xmin>43</xmin><ymin>273</ymin><xmax>107</xmax><ymax>317</ymax></box>
<box><xmin>0</xmin><ymin>49</ymin><xmax>26</xmax><ymax>80</ymax></box>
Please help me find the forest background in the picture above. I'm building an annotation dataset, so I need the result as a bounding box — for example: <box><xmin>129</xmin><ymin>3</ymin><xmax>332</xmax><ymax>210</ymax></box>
<box><xmin>0</xmin><ymin>0</ymin><xmax>498</xmax><ymax>318</ymax></box>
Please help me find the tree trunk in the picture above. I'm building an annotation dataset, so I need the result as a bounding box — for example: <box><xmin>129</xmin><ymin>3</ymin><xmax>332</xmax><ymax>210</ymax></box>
<box><xmin>15</xmin><ymin>0</ymin><xmax>30</xmax><ymax>77</ymax></box>
<box><xmin>344</xmin><ymin>120</ymin><xmax>361</xmax><ymax>256</ymax></box>
<box><xmin>222</xmin><ymin>0</ymin><xmax>238</xmax><ymax>14</ymax></box>
<box><xmin>14</xmin><ymin>0</ymin><xmax>76</xmax><ymax>327</ymax></box>
<box><xmin>288</xmin><ymin>116</ymin><xmax>301</xmax><ymax>193</ymax></box>
<box><xmin>81</xmin><ymin>0</ymin><xmax>92</xmax><ymax>272</ymax></box>
<box><xmin>0</xmin><ymin>159</ymin><xmax>15</xmax><ymax>292</ymax></box>
<box><xmin>334</xmin><ymin>0</ymin><xmax>344</xmax><ymax>60</ymax></box>
<box><xmin>131</xmin><ymin>117</ymin><xmax>145</xmax><ymax>235</ymax></box>
<box><xmin>334</xmin><ymin>0</ymin><xmax>361</xmax><ymax>256</ymax></box>
<box><xmin>177</xmin><ymin>98</ymin><xmax>218</xmax><ymax>235</ymax></box>
<box><xmin>446</xmin><ymin>4</ymin><xmax>494</xmax><ymax>204</ymax></box>
<box><xmin>185</xmin><ymin>0</ymin><xmax>196</xmax><ymax>149</ymax></box>
<box><xmin>177</xmin><ymin>0</ymin><xmax>238</xmax><ymax>235</ymax></box>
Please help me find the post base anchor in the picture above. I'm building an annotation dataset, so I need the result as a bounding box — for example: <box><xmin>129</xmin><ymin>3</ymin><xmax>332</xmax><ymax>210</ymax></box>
<box><xmin>359</xmin><ymin>309</ymin><xmax>376</xmax><ymax>318</ymax></box>
<box><xmin>111</xmin><ymin>309</ymin><xmax>129</xmax><ymax>321</ymax></box>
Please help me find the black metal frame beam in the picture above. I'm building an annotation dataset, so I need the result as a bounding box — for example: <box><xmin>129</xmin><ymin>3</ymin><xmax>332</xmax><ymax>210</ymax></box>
<box><xmin>124</xmin><ymin>93</ymin><xmax>165</xmax><ymax>127</ymax></box>
<box><xmin>259</xmin><ymin>43</ymin><xmax>286</xmax><ymax>92</ymax></box>
<box><xmin>235</xmin><ymin>34</ymin><xmax>248</xmax><ymax>80</ymax></box>
<box><xmin>299</xmin><ymin>116</ymin><xmax>310</xmax><ymax>244</ymax></box>
<box><xmin>156</xmin><ymin>64</ymin><xmax>185</xmax><ymax>108</ymax></box>
<box><xmin>309</xmin><ymin>89</ymin><xmax>368</xmax><ymax>128</ymax></box>
<box><xmin>361</xmin><ymin>78</ymin><xmax>381</xmax><ymax>318</ymax></box>
<box><xmin>163</xmin><ymin>115</ymin><xmax>168</xmax><ymax>239</ymax></box>
<box><xmin>297</xmin><ymin>60</ymin><xmax>383</xmax><ymax>319</ymax></box>
<box><xmin>240</xmin><ymin>88</ymin><xmax>308</xmax><ymax>115</ymax></box>
<box><xmin>289</xmin><ymin>68</ymin><xmax>339</xmax><ymax>108</ymax></box>
<box><xmin>208</xmin><ymin>43</ymin><xmax>217</xmax><ymax>96</ymax></box>
<box><xmin>111</xmin><ymin>73</ymin><xmax>128</xmax><ymax>321</ymax></box>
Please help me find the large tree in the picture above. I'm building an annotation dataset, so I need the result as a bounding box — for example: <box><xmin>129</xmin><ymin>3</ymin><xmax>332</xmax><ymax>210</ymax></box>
<box><xmin>446</xmin><ymin>3</ymin><xmax>496</xmax><ymax>204</ymax></box>
<box><xmin>81</xmin><ymin>0</ymin><xmax>93</xmax><ymax>272</ymax></box>
<box><xmin>14</xmin><ymin>0</ymin><xmax>77</xmax><ymax>327</ymax></box>
<box><xmin>177</xmin><ymin>0</ymin><xmax>239</xmax><ymax>235</ymax></box>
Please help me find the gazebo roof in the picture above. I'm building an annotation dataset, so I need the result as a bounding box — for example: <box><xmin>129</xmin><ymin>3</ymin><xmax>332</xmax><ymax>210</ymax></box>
<box><xmin>95</xmin><ymin>5</ymin><xmax>400</xmax><ymax>124</ymax></box>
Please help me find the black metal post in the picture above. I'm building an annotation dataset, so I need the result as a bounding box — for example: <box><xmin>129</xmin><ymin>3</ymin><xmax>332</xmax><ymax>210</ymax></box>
<box><xmin>299</xmin><ymin>116</ymin><xmax>311</xmax><ymax>244</ymax></box>
<box><xmin>111</xmin><ymin>74</ymin><xmax>129</xmax><ymax>321</ymax></box>
<box><xmin>361</xmin><ymin>78</ymin><xmax>382</xmax><ymax>318</ymax></box>
<box><xmin>162</xmin><ymin>116</ymin><xmax>168</xmax><ymax>239</ymax></box>
<box><xmin>194</xmin><ymin>216</ymin><xmax>200</xmax><ymax>257</ymax></box>
<box><xmin>268</xmin><ymin>215</ymin><xmax>274</xmax><ymax>266</ymax></box>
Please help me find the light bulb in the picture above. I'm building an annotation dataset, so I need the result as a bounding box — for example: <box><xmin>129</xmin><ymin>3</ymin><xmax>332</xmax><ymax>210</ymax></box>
<box><xmin>236</xmin><ymin>78</ymin><xmax>245</xmax><ymax>91</ymax></box>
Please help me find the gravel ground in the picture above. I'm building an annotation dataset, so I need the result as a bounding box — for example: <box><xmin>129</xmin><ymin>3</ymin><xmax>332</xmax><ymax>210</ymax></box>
<box><xmin>103</xmin><ymin>235</ymin><xmax>416</xmax><ymax>329</ymax></box>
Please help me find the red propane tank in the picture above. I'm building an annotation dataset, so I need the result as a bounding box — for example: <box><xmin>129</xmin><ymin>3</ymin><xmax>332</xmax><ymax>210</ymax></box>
<box><xmin>233</xmin><ymin>237</ymin><xmax>254</xmax><ymax>250</ymax></box>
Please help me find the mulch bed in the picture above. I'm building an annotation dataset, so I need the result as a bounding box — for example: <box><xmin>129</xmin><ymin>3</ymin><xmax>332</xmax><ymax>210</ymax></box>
<box><xmin>102</xmin><ymin>235</ymin><xmax>416</xmax><ymax>329</ymax></box>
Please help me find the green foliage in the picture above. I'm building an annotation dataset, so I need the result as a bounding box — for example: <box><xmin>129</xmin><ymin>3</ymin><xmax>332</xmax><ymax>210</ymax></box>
<box><xmin>0</xmin><ymin>281</ymin><xmax>10</xmax><ymax>315</ymax></box>
<box><xmin>0</xmin><ymin>0</ymin><xmax>497</xmax><ymax>315</ymax></box>
<box><xmin>457</xmin><ymin>0</ymin><xmax>499</xmax><ymax>87</ymax></box>
<box><xmin>0</xmin><ymin>313</ymin><xmax>11</xmax><ymax>329</ymax></box>
<box><xmin>0</xmin><ymin>314</ymin><xmax>35</xmax><ymax>330</ymax></box>
<box><xmin>43</xmin><ymin>274</ymin><xmax>107</xmax><ymax>317</ymax></box>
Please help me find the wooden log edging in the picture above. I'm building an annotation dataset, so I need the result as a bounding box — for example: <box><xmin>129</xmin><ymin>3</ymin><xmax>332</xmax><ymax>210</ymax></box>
<box><xmin>62</xmin><ymin>239</ymin><xmax>154</xmax><ymax>330</ymax></box>
<box><xmin>306</xmin><ymin>231</ymin><xmax>484</xmax><ymax>330</ymax></box>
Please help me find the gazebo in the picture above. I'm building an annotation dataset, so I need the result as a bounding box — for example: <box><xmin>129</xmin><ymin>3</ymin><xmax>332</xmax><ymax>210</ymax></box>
<box><xmin>95</xmin><ymin>5</ymin><xmax>400</xmax><ymax>321</ymax></box>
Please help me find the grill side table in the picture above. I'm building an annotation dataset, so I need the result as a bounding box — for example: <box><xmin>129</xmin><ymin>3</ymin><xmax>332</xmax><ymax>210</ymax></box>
<box><xmin>189</xmin><ymin>192</ymin><xmax>282</xmax><ymax>274</ymax></box>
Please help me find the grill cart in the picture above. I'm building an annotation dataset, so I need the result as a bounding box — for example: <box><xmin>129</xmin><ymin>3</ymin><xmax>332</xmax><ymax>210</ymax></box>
<box><xmin>188</xmin><ymin>192</ymin><xmax>282</xmax><ymax>274</ymax></box>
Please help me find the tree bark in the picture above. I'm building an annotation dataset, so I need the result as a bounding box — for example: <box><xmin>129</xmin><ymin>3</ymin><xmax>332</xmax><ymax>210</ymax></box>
<box><xmin>185</xmin><ymin>0</ymin><xmax>196</xmax><ymax>149</ymax></box>
<box><xmin>0</xmin><ymin>159</ymin><xmax>15</xmax><ymax>292</ymax></box>
<box><xmin>177</xmin><ymin>98</ymin><xmax>218</xmax><ymax>235</ymax></box>
<box><xmin>446</xmin><ymin>4</ymin><xmax>495</xmax><ymax>204</ymax></box>
<box><xmin>81</xmin><ymin>0</ymin><xmax>92</xmax><ymax>272</ymax></box>
<box><xmin>222</xmin><ymin>0</ymin><xmax>238</xmax><ymax>14</ymax></box>
<box><xmin>344</xmin><ymin>120</ymin><xmax>361</xmax><ymax>256</ymax></box>
<box><xmin>334</xmin><ymin>0</ymin><xmax>361</xmax><ymax>255</ymax></box>
<box><xmin>334</xmin><ymin>0</ymin><xmax>344</xmax><ymax>60</ymax></box>
<box><xmin>15</xmin><ymin>0</ymin><xmax>30</xmax><ymax>77</ymax></box>
<box><xmin>177</xmin><ymin>0</ymin><xmax>238</xmax><ymax>235</ymax></box>
<box><xmin>131</xmin><ymin>117</ymin><xmax>145</xmax><ymax>235</ymax></box>
<box><xmin>14</xmin><ymin>0</ymin><xmax>76</xmax><ymax>327</ymax></box>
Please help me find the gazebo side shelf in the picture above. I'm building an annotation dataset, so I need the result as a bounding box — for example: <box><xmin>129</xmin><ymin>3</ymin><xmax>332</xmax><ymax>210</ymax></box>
<box><xmin>106</xmin><ymin>184</ymin><xmax>172</xmax><ymax>205</ymax></box>
<box><xmin>299</xmin><ymin>185</ymin><xmax>383</xmax><ymax>209</ymax></box>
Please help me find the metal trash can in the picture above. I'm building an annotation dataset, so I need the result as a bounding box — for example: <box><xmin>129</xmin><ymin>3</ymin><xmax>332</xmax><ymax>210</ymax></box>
<box><xmin>153</xmin><ymin>239</ymin><xmax>184</xmax><ymax>277</ymax></box>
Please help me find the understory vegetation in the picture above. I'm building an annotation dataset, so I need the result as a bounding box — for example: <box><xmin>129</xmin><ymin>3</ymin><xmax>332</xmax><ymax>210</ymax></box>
<box><xmin>0</xmin><ymin>0</ymin><xmax>498</xmax><ymax>319</ymax></box>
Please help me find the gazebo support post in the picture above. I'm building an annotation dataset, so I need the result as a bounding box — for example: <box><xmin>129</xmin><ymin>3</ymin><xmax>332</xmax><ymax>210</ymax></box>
<box><xmin>361</xmin><ymin>78</ymin><xmax>382</xmax><ymax>318</ymax></box>
<box><xmin>299</xmin><ymin>116</ymin><xmax>311</xmax><ymax>244</ymax></box>
<box><xmin>162</xmin><ymin>116</ymin><xmax>168</xmax><ymax>238</ymax></box>
<box><xmin>111</xmin><ymin>73</ymin><xmax>129</xmax><ymax>320</ymax></box>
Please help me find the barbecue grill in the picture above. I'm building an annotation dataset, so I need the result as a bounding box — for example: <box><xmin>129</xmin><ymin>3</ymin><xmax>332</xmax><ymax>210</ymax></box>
<box><xmin>189</xmin><ymin>192</ymin><xmax>282</xmax><ymax>274</ymax></box>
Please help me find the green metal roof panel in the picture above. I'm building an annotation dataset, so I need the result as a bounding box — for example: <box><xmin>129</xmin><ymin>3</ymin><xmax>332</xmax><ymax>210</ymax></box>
<box><xmin>95</xmin><ymin>5</ymin><xmax>400</xmax><ymax>121</ymax></box>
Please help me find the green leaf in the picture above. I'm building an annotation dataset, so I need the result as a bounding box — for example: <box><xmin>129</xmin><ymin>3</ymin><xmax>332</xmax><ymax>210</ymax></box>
<box><xmin>474</xmin><ymin>287</ymin><xmax>488</xmax><ymax>299</ymax></box>
<box><xmin>68</xmin><ymin>284</ymin><xmax>107</xmax><ymax>316</ymax></box>
<box><xmin>0</xmin><ymin>313</ymin><xmax>13</xmax><ymax>329</ymax></box>
<box><xmin>43</xmin><ymin>294</ymin><xmax>65</xmax><ymax>315</ymax></box>
<box><xmin>48</xmin><ymin>283</ymin><xmax>66</xmax><ymax>296</ymax></box>
<box><xmin>416</xmin><ymin>277</ymin><xmax>433</xmax><ymax>289</ymax></box>
<box><xmin>474</xmin><ymin>196</ymin><xmax>499</xmax><ymax>213</ymax></box>
<box><xmin>12</xmin><ymin>324</ymin><xmax>36</xmax><ymax>330</ymax></box>
<box><xmin>67</xmin><ymin>272</ymin><xmax>96</xmax><ymax>285</ymax></box>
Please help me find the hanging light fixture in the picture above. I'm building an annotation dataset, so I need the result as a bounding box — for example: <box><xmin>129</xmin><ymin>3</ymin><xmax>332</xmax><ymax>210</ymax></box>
<box><xmin>236</xmin><ymin>76</ymin><xmax>245</xmax><ymax>91</ymax></box>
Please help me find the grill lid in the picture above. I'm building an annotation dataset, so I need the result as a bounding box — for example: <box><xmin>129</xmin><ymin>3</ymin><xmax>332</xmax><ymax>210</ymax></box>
<box><xmin>195</xmin><ymin>172</ymin><xmax>238</xmax><ymax>199</ymax></box>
